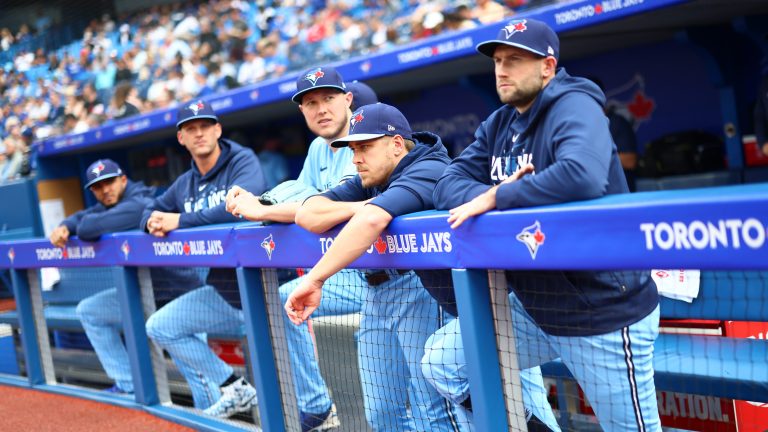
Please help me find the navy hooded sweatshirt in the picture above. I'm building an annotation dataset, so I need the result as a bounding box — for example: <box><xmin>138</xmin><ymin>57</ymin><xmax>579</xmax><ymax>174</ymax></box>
<box><xmin>62</xmin><ymin>179</ymin><xmax>204</xmax><ymax>298</ymax></box>
<box><xmin>140</xmin><ymin>138</ymin><xmax>268</xmax><ymax>307</ymax></box>
<box><xmin>434</xmin><ymin>69</ymin><xmax>658</xmax><ymax>336</ymax></box>
<box><xmin>322</xmin><ymin>131</ymin><xmax>451</xmax><ymax>216</ymax></box>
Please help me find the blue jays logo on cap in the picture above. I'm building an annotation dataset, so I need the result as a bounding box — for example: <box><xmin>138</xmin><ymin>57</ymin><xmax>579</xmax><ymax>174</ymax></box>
<box><xmin>84</xmin><ymin>159</ymin><xmax>123</xmax><ymax>189</ymax></box>
<box><xmin>292</xmin><ymin>66</ymin><xmax>347</xmax><ymax>104</ymax></box>
<box><xmin>502</xmin><ymin>20</ymin><xmax>527</xmax><ymax>38</ymax></box>
<box><xmin>350</xmin><ymin>110</ymin><xmax>365</xmax><ymax>131</ymax></box>
<box><xmin>188</xmin><ymin>100</ymin><xmax>204</xmax><ymax>115</ymax></box>
<box><xmin>331</xmin><ymin>103</ymin><xmax>412</xmax><ymax>148</ymax></box>
<box><xmin>176</xmin><ymin>99</ymin><xmax>219</xmax><ymax>128</ymax></box>
<box><xmin>476</xmin><ymin>18</ymin><xmax>559</xmax><ymax>60</ymax></box>
<box><xmin>304</xmin><ymin>68</ymin><xmax>325</xmax><ymax>86</ymax></box>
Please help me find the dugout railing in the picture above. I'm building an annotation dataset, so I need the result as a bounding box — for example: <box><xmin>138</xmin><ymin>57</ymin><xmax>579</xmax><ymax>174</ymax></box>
<box><xmin>0</xmin><ymin>183</ymin><xmax>766</xmax><ymax>431</ymax></box>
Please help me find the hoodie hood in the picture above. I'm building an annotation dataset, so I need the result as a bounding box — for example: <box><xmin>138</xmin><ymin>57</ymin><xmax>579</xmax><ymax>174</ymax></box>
<box><xmin>387</xmin><ymin>131</ymin><xmax>450</xmax><ymax>187</ymax></box>
<box><xmin>510</xmin><ymin>69</ymin><xmax>605</xmax><ymax>140</ymax></box>
<box><xmin>190</xmin><ymin>138</ymin><xmax>242</xmax><ymax>182</ymax></box>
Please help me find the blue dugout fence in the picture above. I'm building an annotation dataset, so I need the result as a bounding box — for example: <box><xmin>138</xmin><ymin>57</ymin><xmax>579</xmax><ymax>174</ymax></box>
<box><xmin>0</xmin><ymin>184</ymin><xmax>767</xmax><ymax>431</ymax></box>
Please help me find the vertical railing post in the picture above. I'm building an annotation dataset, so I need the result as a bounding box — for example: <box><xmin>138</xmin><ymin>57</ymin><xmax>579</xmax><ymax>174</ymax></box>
<box><xmin>115</xmin><ymin>266</ymin><xmax>159</xmax><ymax>405</ymax></box>
<box><xmin>10</xmin><ymin>268</ymin><xmax>53</xmax><ymax>385</ymax></box>
<box><xmin>237</xmin><ymin>266</ymin><xmax>288</xmax><ymax>432</ymax></box>
<box><xmin>452</xmin><ymin>268</ymin><xmax>510</xmax><ymax>431</ymax></box>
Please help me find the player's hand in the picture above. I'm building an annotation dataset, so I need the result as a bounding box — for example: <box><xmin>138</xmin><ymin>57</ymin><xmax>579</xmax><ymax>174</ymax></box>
<box><xmin>762</xmin><ymin>142</ymin><xmax>768</xmax><ymax>157</ymax></box>
<box><xmin>146</xmin><ymin>211</ymin><xmax>180</xmax><ymax>237</ymax></box>
<box><xmin>285</xmin><ymin>277</ymin><xmax>324</xmax><ymax>325</ymax></box>
<box><xmin>226</xmin><ymin>186</ymin><xmax>265</xmax><ymax>221</ymax></box>
<box><xmin>49</xmin><ymin>225</ymin><xmax>70</xmax><ymax>248</ymax></box>
<box><xmin>447</xmin><ymin>163</ymin><xmax>535</xmax><ymax>229</ymax></box>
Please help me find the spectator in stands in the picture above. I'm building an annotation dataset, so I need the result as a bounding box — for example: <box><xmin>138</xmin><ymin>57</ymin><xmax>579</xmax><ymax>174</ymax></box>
<box><xmin>588</xmin><ymin>77</ymin><xmax>639</xmax><ymax>191</ymax></box>
<box><xmin>50</xmin><ymin>159</ymin><xmax>204</xmax><ymax>395</ymax></box>
<box><xmin>225</xmin><ymin>67</ymin><xmax>372</xmax><ymax>432</ymax></box>
<box><xmin>109</xmin><ymin>82</ymin><xmax>140</xmax><ymax>120</ymax></box>
<box><xmin>427</xmin><ymin>19</ymin><xmax>660</xmax><ymax>430</ymax></box>
<box><xmin>141</xmin><ymin>100</ymin><xmax>268</xmax><ymax>418</ymax></box>
<box><xmin>285</xmin><ymin>102</ymin><xmax>461</xmax><ymax>431</ymax></box>
<box><xmin>443</xmin><ymin>5</ymin><xmax>479</xmax><ymax>32</ymax></box>
<box><xmin>754</xmin><ymin>58</ymin><xmax>768</xmax><ymax>156</ymax></box>
<box><xmin>1</xmin><ymin>118</ymin><xmax>26</xmax><ymax>182</ymax></box>
<box><xmin>473</xmin><ymin>0</ymin><xmax>513</xmax><ymax>24</ymax></box>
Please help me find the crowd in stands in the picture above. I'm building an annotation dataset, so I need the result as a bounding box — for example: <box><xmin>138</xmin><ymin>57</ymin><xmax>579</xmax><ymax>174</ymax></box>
<box><xmin>0</xmin><ymin>0</ymin><xmax>562</xmax><ymax>184</ymax></box>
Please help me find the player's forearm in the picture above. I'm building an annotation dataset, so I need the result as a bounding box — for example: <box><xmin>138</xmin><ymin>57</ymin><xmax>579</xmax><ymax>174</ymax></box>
<box><xmin>306</xmin><ymin>206</ymin><xmax>391</xmax><ymax>282</ymax></box>
<box><xmin>295</xmin><ymin>196</ymin><xmax>363</xmax><ymax>233</ymax></box>
<box><xmin>260</xmin><ymin>202</ymin><xmax>301</xmax><ymax>223</ymax></box>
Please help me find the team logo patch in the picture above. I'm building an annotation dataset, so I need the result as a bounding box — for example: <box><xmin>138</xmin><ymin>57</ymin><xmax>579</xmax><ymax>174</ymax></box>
<box><xmin>350</xmin><ymin>110</ymin><xmax>364</xmax><ymax>131</ymax></box>
<box><xmin>503</xmin><ymin>19</ymin><xmax>527</xmax><ymax>39</ymax></box>
<box><xmin>7</xmin><ymin>248</ymin><xmax>14</xmax><ymax>263</ymax></box>
<box><xmin>261</xmin><ymin>234</ymin><xmax>276</xmax><ymax>260</ymax></box>
<box><xmin>121</xmin><ymin>241</ymin><xmax>130</xmax><ymax>259</ymax></box>
<box><xmin>516</xmin><ymin>221</ymin><xmax>545</xmax><ymax>259</ymax></box>
<box><xmin>188</xmin><ymin>101</ymin><xmax>204</xmax><ymax>115</ymax></box>
<box><xmin>304</xmin><ymin>68</ymin><xmax>325</xmax><ymax>86</ymax></box>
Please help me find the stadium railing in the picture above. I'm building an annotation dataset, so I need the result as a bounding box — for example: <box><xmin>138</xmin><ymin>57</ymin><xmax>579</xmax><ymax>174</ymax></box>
<box><xmin>0</xmin><ymin>183</ymin><xmax>766</xmax><ymax>431</ymax></box>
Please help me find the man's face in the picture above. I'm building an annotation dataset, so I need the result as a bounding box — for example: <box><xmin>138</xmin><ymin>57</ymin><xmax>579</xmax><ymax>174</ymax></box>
<box><xmin>299</xmin><ymin>89</ymin><xmax>353</xmax><ymax>141</ymax></box>
<box><xmin>349</xmin><ymin>136</ymin><xmax>399</xmax><ymax>188</ymax></box>
<box><xmin>493</xmin><ymin>45</ymin><xmax>547</xmax><ymax>110</ymax></box>
<box><xmin>90</xmin><ymin>175</ymin><xmax>128</xmax><ymax>208</ymax></box>
<box><xmin>177</xmin><ymin>119</ymin><xmax>221</xmax><ymax>159</ymax></box>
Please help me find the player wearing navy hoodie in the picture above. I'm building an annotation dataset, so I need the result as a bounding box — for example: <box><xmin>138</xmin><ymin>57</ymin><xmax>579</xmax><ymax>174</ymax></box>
<box><xmin>286</xmin><ymin>103</ymin><xmax>462</xmax><ymax>432</ymax></box>
<box><xmin>426</xmin><ymin>19</ymin><xmax>661</xmax><ymax>431</ymax></box>
<box><xmin>140</xmin><ymin>100</ymin><xmax>268</xmax><ymax>418</ymax></box>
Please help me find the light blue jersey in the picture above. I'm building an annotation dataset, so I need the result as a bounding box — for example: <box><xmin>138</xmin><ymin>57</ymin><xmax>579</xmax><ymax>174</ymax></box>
<box><xmin>296</xmin><ymin>136</ymin><xmax>357</xmax><ymax>192</ymax></box>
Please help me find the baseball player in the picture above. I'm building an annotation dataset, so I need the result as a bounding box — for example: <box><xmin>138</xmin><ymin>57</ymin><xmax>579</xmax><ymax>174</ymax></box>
<box><xmin>51</xmin><ymin>159</ymin><xmax>203</xmax><ymax>396</ymax></box>
<box><xmin>427</xmin><ymin>19</ymin><xmax>661</xmax><ymax>431</ymax></box>
<box><xmin>225</xmin><ymin>67</ymin><xmax>376</xmax><ymax>431</ymax></box>
<box><xmin>286</xmin><ymin>103</ymin><xmax>461</xmax><ymax>432</ymax></box>
<box><xmin>140</xmin><ymin>100</ymin><xmax>269</xmax><ymax>418</ymax></box>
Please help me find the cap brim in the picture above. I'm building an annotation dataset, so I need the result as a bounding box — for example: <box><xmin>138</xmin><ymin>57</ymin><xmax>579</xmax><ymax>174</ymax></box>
<box><xmin>292</xmin><ymin>85</ymin><xmax>346</xmax><ymax>104</ymax></box>
<box><xmin>330</xmin><ymin>133</ymin><xmax>385</xmax><ymax>148</ymax></box>
<box><xmin>176</xmin><ymin>115</ymin><xmax>219</xmax><ymax>128</ymax></box>
<box><xmin>476</xmin><ymin>41</ymin><xmax>546</xmax><ymax>58</ymax></box>
<box><xmin>84</xmin><ymin>173</ymin><xmax>121</xmax><ymax>189</ymax></box>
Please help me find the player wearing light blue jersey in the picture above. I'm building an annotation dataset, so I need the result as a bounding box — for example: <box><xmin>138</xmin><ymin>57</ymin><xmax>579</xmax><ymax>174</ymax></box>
<box><xmin>226</xmin><ymin>67</ymin><xmax>374</xmax><ymax>432</ymax></box>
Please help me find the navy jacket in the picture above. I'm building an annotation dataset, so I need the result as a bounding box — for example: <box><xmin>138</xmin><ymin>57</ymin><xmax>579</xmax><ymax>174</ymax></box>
<box><xmin>140</xmin><ymin>138</ymin><xmax>268</xmax><ymax>307</ymax></box>
<box><xmin>434</xmin><ymin>69</ymin><xmax>658</xmax><ymax>336</ymax></box>
<box><xmin>63</xmin><ymin>180</ymin><xmax>155</xmax><ymax>241</ymax></box>
<box><xmin>61</xmin><ymin>179</ymin><xmax>203</xmax><ymax>295</ymax></box>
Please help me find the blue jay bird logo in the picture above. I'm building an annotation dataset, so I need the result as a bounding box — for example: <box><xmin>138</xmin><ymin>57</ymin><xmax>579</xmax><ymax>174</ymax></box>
<box><xmin>121</xmin><ymin>241</ymin><xmax>131</xmax><ymax>259</ymax></box>
<box><xmin>188</xmin><ymin>100</ymin><xmax>204</xmax><ymax>115</ymax></box>
<box><xmin>502</xmin><ymin>20</ymin><xmax>528</xmax><ymax>39</ymax></box>
<box><xmin>516</xmin><ymin>221</ymin><xmax>545</xmax><ymax>259</ymax></box>
<box><xmin>261</xmin><ymin>234</ymin><xmax>276</xmax><ymax>260</ymax></box>
<box><xmin>350</xmin><ymin>110</ymin><xmax>364</xmax><ymax>131</ymax></box>
<box><xmin>304</xmin><ymin>68</ymin><xmax>325</xmax><ymax>86</ymax></box>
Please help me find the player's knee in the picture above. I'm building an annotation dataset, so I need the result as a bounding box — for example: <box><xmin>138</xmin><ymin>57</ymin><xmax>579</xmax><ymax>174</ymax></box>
<box><xmin>145</xmin><ymin>311</ymin><xmax>174</xmax><ymax>343</ymax></box>
<box><xmin>364</xmin><ymin>400</ymin><xmax>398</xmax><ymax>430</ymax></box>
<box><xmin>75</xmin><ymin>296</ymin><xmax>96</xmax><ymax>321</ymax></box>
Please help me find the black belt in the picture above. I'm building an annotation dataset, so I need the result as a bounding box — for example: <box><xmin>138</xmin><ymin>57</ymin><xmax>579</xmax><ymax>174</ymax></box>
<box><xmin>366</xmin><ymin>269</ymin><xmax>410</xmax><ymax>286</ymax></box>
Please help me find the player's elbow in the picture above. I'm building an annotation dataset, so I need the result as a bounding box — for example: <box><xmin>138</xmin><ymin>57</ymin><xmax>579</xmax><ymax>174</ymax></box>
<box><xmin>358</xmin><ymin>206</ymin><xmax>392</xmax><ymax>233</ymax></box>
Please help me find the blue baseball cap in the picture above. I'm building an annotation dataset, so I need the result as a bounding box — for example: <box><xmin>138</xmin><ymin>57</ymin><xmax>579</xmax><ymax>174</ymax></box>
<box><xmin>84</xmin><ymin>159</ymin><xmax>124</xmax><ymax>189</ymax></box>
<box><xmin>176</xmin><ymin>99</ymin><xmax>219</xmax><ymax>128</ymax></box>
<box><xmin>476</xmin><ymin>18</ymin><xmax>559</xmax><ymax>61</ymax></box>
<box><xmin>292</xmin><ymin>66</ymin><xmax>347</xmax><ymax>104</ymax></box>
<box><xmin>331</xmin><ymin>103</ymin><xmax>412</xmax><ymax>148</ymax></box>
<box><xmin>347</xmin><ymin>80</ymin><xmax>378</xmax><ymax>109</ymax></box>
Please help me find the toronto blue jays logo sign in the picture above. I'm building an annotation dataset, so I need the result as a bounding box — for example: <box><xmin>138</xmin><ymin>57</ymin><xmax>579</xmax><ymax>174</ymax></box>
<box><xmin>516</xmin><ymin>221</ymin><xmax>545</xmax><ymax>259</ymax></box>
<box><xmin>261</xmin><ymin>234</ymin><xmax>275</xmax><ymax>260</ymax></box>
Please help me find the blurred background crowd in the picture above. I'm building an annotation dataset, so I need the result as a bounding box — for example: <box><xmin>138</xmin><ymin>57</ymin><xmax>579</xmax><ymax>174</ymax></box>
<box><xmin>0</xmin><ymin>0</ymin><xmax>564</xmax><ymax>183</ymax></box>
